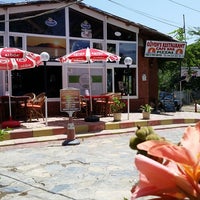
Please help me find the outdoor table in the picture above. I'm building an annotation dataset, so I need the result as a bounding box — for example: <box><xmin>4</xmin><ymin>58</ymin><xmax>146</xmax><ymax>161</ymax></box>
<box><xmin>84</xmin><ymin>94</ymin><xmax>113</xmax><ymax>117</ymax></box>
<box><xmin>13</xmin><ymin>96</ymin><xmax>30</xmax><ymax>121</ymax></box>
<box><xmin>0</xmin><ymin>95</ymin><xmax>30</xmax><ymax>122</ymax></box>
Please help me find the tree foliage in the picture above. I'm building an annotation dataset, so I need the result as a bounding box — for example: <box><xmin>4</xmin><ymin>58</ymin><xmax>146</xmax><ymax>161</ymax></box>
<box><xmin>158</xmin><ymin>28</ymin><xmax>200</xmax><ymax>96</ymax></box>
<box><xmin>187</xmin><ymin>27</ymin><xmax>200</xmax><ymax>42</ymax></box>
<box><xmin>169</xmin><ymin>28</ymin><xmax>186</xmax><ymax>42</ymax></box>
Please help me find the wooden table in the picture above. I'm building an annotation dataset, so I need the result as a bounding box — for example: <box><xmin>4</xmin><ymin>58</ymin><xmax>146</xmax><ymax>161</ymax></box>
<box><xmin>0</xmin><ymin>95</ymin><xmax>30</xmax><ymax>122</ymax></box>
<box><xmin>84</xmin><ymin>94</ymin><xmax>113</xmax><ymax>117</ymax></box>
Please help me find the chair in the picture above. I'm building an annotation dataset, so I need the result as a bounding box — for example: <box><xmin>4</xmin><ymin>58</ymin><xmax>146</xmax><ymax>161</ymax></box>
<box><xmin>95</xmin><ymin>93</ymin><xmax>114</xmax><ymax>117</ymax></box>
<box><xmin>73</xmin><ymin>95</ymin><xmax>88</xmax><ymax>118</ymax></box>
<box><xmin>14</xmin><ymin>93</ymin><xmax>36</xmax><ymax>121</ymax></box>
<box><xmin>26</xmin><ymin>92</ymin><xmax>46</xmax><ymax>121</ymax></box>
<box><xmin>23</xmin><ymin>92</ymin><xmax>36</xmax><ymax>103</ymax></box>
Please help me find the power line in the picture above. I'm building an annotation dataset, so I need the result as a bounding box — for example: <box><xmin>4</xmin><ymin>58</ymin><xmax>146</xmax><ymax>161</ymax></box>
<box><xmin>107</xmin><ymin>0</ymin><xmax>182</xmax><ymax>29</ymax></box>
<box><xmin>168</xmin><ymin>0</ymin><xmax>200</xmax><ymax>14</ymax></box>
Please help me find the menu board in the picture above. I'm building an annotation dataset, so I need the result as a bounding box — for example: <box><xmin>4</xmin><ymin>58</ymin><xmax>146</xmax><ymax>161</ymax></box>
<box><xmin>60</xmin><ymin>88</ymin><xmax>80</xmax><ymax>112</ymax></box>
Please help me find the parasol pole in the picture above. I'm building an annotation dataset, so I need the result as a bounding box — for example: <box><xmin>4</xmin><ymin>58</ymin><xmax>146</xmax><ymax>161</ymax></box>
<box><xmin>6</xmin><ymin>61</ymin><xmax>12</xmax><ymax>119</ymax></box>
<box><xmin>86</xmin><ymin>47</ymin><xmax>93</xmax><ymax>114</ymax></box>
<box><xmin>88</xmin><ymin>62</ymin><xmax>93</xmax><ymax>113</ymax></box>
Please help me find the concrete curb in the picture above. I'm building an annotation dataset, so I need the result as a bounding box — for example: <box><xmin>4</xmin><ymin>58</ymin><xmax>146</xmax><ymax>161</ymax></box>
<box><xmin>0</xmin><ymin>117</ymin><xmax>199</xmax><ymax>147</ymax></box>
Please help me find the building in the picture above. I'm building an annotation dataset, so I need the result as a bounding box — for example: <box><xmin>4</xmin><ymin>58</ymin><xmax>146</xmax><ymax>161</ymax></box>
<box><xmin>0</xmin><ymin>0</ymin><xmax>178</xmax><ymax>116</ymax></box>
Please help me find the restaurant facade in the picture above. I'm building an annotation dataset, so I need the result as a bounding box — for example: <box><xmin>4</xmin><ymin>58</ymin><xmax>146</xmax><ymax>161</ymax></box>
<box><xmin>0</xmin><ymin>0</ymin><xmax>177</xmax><ymax>115</ymax></box>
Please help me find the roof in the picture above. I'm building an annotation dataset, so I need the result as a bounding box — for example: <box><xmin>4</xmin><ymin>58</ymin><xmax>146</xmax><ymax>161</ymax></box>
<box><xmin>0</xmin><ymin>0</ymin><xmax>175</xmax><ymax>41</ymax></box>
<box><xmin>0</xmin><ymin>0</ymin><xmax>78</xmax><ymax>6</ymax></box>
<box><xmin>78</xmin><ymin>2</ymin><xmax>175</xmax><ymax>41</ymax></box>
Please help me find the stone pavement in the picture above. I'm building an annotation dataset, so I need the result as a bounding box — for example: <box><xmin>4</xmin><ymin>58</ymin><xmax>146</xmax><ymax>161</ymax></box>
<box><xmin>0</xmin><ymin>105</ymin><xmax>200</xmax><ymax>146</ymax></box>
<box><xmin>0</xmin><ymin>105</ymin><xmax>199</xmax><ymax>199</ymax></box>
<box><xmin>0</xmin><ymin>127</ymin><xmax>191</xmax><ymax>200</ymax></box>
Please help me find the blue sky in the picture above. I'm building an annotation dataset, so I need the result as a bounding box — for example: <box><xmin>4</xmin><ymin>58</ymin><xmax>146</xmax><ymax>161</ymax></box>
<box><xmin>83</xmin><ymin>0</ymin><xmax>200</xmax><ymax>44</ymax></box>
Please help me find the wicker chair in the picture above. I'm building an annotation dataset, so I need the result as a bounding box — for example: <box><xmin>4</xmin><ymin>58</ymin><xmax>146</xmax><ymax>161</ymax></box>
<box><xmin>15</xmin><ymin>92</ymin><xmax>36</xmax><ymax>121</ymax></box>
<box><xmin>23</xmin><ymin>92</ymin><xmax>36</xmax><ymax>103</ymax></box>
<box><xmin>26</xmin><ymin>92</ymin><xmax>46</xmax><ymax>121</ymax></box>
<box><xmin>95</xmin><ymin>93</ymin><xmax>114</xmax><ymax>117</ymax></box>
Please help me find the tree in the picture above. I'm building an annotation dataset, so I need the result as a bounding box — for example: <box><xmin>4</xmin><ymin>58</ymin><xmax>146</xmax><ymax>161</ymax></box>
<box><xmin>158</xmin><ymin>59</ymin><xmax>180</xmax><ymax>92</ymax></box>
<box><xmin>169</xmin><ymin>27</ymin><xmax>186</xmax><ymax>42</ymax></box>
<box><xmin>158</xmin><ymin>28</ymin><xmax>200</xmax><ymax>94</ymax></box>
<box><xmin>188</xmin><ymin>27</ymin><xmax>200</xmax><ymax>42</ymax></box>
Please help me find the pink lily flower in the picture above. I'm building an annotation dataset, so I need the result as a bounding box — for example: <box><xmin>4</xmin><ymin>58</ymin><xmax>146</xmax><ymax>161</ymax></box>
<box><xmin>131</xmin><ymin>122</ymin><xmax>200</xmax><ymax>199</ymax></box>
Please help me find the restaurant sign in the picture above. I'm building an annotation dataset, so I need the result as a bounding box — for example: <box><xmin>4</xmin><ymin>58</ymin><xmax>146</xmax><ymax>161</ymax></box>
<box><xmin>60</xmin><ymin>88</ymin><xmax>80</xmax><ymax>112</ymax></box>
<box><xmin>144</xmin><ymin>40</ymin><xmax>186</xmax><ymax>58</ymax></box>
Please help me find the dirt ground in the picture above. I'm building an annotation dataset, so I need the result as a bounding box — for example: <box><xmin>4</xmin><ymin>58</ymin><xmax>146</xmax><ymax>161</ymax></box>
<box><xmin>182</xmin><ymin>103</ymin><xmax>198</xmax><ymax>112</ymax></box>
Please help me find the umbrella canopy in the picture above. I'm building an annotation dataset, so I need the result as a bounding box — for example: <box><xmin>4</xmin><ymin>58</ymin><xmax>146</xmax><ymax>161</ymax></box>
<box><xmin>0</xmin><ymin>49</ymin><xmax>43</xmax><ymax>128</ymax></box>
<box><xmin>0</xmin><ymin>47</ymin><xmax>28</xmax><ymax>59</ymax></box>
<box><xmin>56</xmin><ymin>47</ymin><xmax>120</xmax><ymax>121</ymax></box>
<box><xmin>57</xmin><ymin>47</ymin><xmax>120</xmax><ymax>63</ymax></box>
<box><xmin>0</xmin><ymin>51</ymin><xmax>42</xmax><ymax>70</ymax></box>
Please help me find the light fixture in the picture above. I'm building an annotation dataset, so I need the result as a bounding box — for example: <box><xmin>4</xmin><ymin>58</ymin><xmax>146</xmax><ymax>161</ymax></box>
<box><xmin>114</xmin><ymin>31</ymin><xmax>121</xmax><ymax>37</ymax></box>
<box><xmin>40</xmin><ymin>52</ymin><xmax>50</xmax><ymax>62</ymax></box>
<box><xmin>142</xmin><ymin>73</ymin><xmax>147</xmax><ymax>81</ymax></box>
<box><xmin>124</xmin><ymin>56</ymin><xmax>132</xmax><ymax>67</ymax></box>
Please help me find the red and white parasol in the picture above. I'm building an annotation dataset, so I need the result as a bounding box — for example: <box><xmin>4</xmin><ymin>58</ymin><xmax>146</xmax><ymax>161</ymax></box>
<box><xmin>57</xmin><ymin>47</ymin><xmax>120</xmax><ymax>63</ymax></box>
<box><xmin>57</xmin><ymin>47</ymin><xmax>120</xmax><ymax>120</ymax></box>
<box><xmin>0</xmin><ymin>51</ymin><xmax>42</xmax><ymax>70</ymax></box>
<box><xmin>0</xmin><ymin>48</ymin><xmax>43</xmax><ymax>128</ymax></box>
<box><xmin>0</xmin><ymin>47</ymin><xmax>28</xmax><ymax>59</ymax></box>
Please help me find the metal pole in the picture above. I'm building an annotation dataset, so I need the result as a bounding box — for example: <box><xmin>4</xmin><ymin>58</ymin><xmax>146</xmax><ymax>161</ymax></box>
<box><xmin>127</xmin><ymin>66</ymin><xmax>130</xmax><ymax>120</ymax></box>
<box><xmin>44</xmin><ymin>61</ymin><xmax>47</xmax><ymax>95</ymax></box>
<box><xmin>45</xmin><ymin>96</ymin><xmax>48</xmax><ymax>126</ymax></box>
<box><xmin>179</xmin><ymin>80</ymin><xmax>182</xmax><ymax>105</ymax></box>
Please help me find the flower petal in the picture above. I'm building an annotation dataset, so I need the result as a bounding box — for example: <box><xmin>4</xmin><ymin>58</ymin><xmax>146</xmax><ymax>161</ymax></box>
<box><xmin>132</xmin><ymin>154</ymin><xmax>182</xmax><ymax>198</ymax></box>
<box><xmin>181</xmin><ymin>123</ymin><xmax>200</xmax><ymax>161</ymax></box>
<box><xmin>149</xmin><ymin>144</ymin><xmax>196</xmax><ymax>166</ymax></box>
<box><xmin>137</xmin><ymin>140</ymin><xmax>171</xmax><ymax>152</ymax></box>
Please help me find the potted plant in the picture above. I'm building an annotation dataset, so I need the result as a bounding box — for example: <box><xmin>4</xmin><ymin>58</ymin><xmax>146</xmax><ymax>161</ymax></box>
<box><xmin>140</xmin><ymin>104</ymin><xmax>153</xmax><ymax>119</ymax></box>
<box><xmin>111</xmin><ymin>97</ymin><xmax>126</xmax><ymax>121</ymax></box>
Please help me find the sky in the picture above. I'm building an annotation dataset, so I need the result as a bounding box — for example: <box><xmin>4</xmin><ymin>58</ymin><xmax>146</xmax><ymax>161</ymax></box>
<box><xmin>1</xmin><ymin>0</ymin><xmax>200</xmax><ymax>44</ymax></box>
<box><xmin>82</xmin><ymin>0</ymin><xmax>200</xmax><ymax>44</ymax></box>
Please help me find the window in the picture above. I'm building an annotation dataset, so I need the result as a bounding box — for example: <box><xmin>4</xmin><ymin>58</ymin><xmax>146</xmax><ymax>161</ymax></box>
<box><xmin>0</xmin><ymin>15</ymin><xmax>4</xmax><ymax>31</ymax></box>
<box><xmin>69</xmin><ymin>8</ymin><xmax>103</xmax><ymax>39</ymax></box>
<box><xmin>0</xmin><ymin>35</ymin><xmax>3</xmax><ymax>47</ymax></box>
<box><xmin>12</xmin><ymin>65</ymin><xmax>62</xmax><ymax>98</ymax></box>
<box><xmin>93</xmin><ymin>42</ymin><xmax>103</xmax><ymax>50</ymax></box>
<box><xmin>107</xmin><ymin>23</ymin><xmax>136</xmax><ymax>41</ymax></box>
<box><xmin>27</xmin><ymin>36</ymin><xmax>66</xmax><ymax>61</ymax></box>
<box><xmin>106</xmin><ymin>41</ymin><xmax>137</xmax><ymax>95</ymax></box>
<box><xmin>114</xmin><ymin>68</ymin><xmax>136</xmax><ymax>95</ymax></box>
<box><xmin>9</xmin><ymin>9</ymin><xmax>65</xmax><ymax>36</ymax></box>
<box><xmin>107</xmin><ymin>68</ymin><xmax>112</xmax><ymax>92</ymax></box>
<box><xmin>10</xmin><ymin>36</ymin><xmax>22</xmax><ymax>48</ymax></box>
<box><xmin>70</xmin><ymin>39</ymin><xmax>90</xmax><ymax>52</ymax></box>
<box><xmin>68</xmin><ymin>66</ymin><xmax>104</xmax><ymax>95</ymax></box>
<box><xmin>119</xmin><ymin>43</ymin><xmax>136</xmax><ymax>64</ymax></box>
<box><xmin>107</xmin><ymin>43</ymin><xmax>116</xmax><ymax>54</ymax></box>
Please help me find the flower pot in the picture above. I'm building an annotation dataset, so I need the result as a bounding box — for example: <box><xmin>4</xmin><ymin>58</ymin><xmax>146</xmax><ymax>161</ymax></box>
<box><xmin>142</xmin><ymin>111</ymin><xmax>150</xmax><ymax>119</ymax></box>
<box><xmin>113</xmin><ymin>113</ymin><xmax>122</xmax><ymax>121</ymax></box>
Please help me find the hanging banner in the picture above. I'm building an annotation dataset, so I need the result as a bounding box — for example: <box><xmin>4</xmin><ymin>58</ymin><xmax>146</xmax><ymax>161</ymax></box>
<box><xmin>144</xmin><ymin>40</ymin><xmax>186</xmax><ymax>58</ymax></box>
